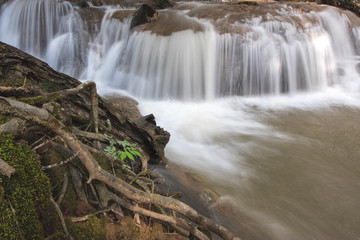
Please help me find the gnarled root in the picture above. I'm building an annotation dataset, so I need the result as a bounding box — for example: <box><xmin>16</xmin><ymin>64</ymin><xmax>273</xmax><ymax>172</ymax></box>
<box><xmin>0</xmin><ymin>95</ymin><xmax>241</xmax><ymax>240</ymax></box>
<box><xmin>50</xmin><ymin>196</ymin><xmax>74</xmax><ymax>240</ymax></box>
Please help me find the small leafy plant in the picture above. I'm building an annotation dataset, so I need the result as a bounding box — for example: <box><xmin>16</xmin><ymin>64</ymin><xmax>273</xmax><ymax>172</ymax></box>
<box><xmin>104</xmin><ymin>136</ymin><xmax>142</xmax><ymax>169</ymax></box>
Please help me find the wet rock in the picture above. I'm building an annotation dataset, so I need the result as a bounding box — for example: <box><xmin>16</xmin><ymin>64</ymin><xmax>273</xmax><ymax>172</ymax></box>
<box><xmin>320</xmin><ymin>0</ymin><xmax>360</xmax><ymax>16</ymax></box>
<box><xmin>145</xmin><ymin>0</ymin><xmax>173</xmax><ymax>9</ymax></box>
<box><xmin>130</xmin><ymin>4</ymin><xmax>159</xmax><ymax>29</ymax></box>
<box><xmin>104</xmin><ymin>95</ymin><xmax>141</xmax><ymax>120</ymax></box>
<box><xmin>79</xmin><ymin>1</ymin><xmax>90</xmax><ymax>7</ymax></box>
<box><xmin>109</xmin><ymin>10</ymin><xmax>135</xmax><ymax>22</ymax></box>
<box><xmin>142</xmin><ymin>10</ymin><xmax>204</xmax><ymax>36</ymax></box>
<box><xmin>78</xmin><ymin>7</ymin><xmax>105</xmax><ymax>34</ymax></box>
<box><xmin>105</xmin><ymin>95</ymin><xmax>170</xmax><ymax>162</ymax></box>
<box><xmin>133</xmin><ymin>114</ymin><xmax>170</xmax><ymax>162</ymax></box>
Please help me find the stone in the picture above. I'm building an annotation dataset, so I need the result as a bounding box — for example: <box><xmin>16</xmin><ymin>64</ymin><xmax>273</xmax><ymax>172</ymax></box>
<box><xmin>130</xmin><ymin>4</ymin><xmax>159</xmax><ymax>29</ymax></box>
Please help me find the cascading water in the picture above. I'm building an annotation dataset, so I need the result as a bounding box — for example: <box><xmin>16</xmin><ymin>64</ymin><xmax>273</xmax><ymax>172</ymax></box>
<box><xmin>0</xmin><ymin>0</ymin><xmax>85</xmax><ymax>76</ymax></box>
<box><xmin>1</xmin><ymin>0</ymin><xmax>360</xmax><ymax>239</ymax></box>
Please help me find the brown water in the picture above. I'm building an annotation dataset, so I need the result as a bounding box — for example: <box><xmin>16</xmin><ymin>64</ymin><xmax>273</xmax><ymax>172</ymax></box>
<box><xmin>143</xmin><ymin>98</ymin><xmax>360</xmax><ymax>240</ymax></box>
<box><xmin>227</xmin><ymin>106</ymin><xmax>360</xmax><ymax>240</ymax></box>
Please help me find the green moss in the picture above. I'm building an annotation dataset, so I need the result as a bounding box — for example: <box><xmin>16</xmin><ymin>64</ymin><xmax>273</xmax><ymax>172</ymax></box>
<box><xmin>17</xmin><ymin>94</ymin><xmax>63</xmax><ymax>106</ymax></box>
<box><xmin>93</xmin><ymin>152</ymin><xmax>112</xmax><ymax>173</ymax></box>
<box><xmin>37</xmin><ymin>77</ymin><xmax>66</xmax><ymax>92</ymax></box>
<box><xmin>0</xmin><ymin>114</ymin><xmax>12</xmax><ymax>124</ymax></box>
<box><xmin>0</xmin><ymin>183</ymin><xmax>19</xmax><ymax>239</ymax></box>
<box><xmin>67</xmin><ymin>216</ymin><xmax>106</xmax><ymax>240</ymax></box>
<box><xmin>42</xmin><ymin>148</ymin><xmax>67</xmax><ymax>196</ymax></box>
<box><xmin>0</xmin><ymin>134</ymin><xmax>61</xmax><ymax>239</ymax></box>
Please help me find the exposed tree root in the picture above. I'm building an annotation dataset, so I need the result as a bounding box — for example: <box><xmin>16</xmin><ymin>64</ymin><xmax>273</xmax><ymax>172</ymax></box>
<box><xmin>57</xmin><ymin>171</ymin><xmax>69</xmax><ymax>205</ymax></box>
<box><xmin>0</xmin><ymin>88</ymin><xmax>241</xmax><ymax>240</ymax></box>
<box><xmin>0</xmin><ymin>74</ymin><xmax>30</xmax><ymax>97</ymax></box>
<box><xmin>42</xmin><ymin>151</ymin><xmax>80</xmax><ymax>170</ymax></box>
<box><xmin>70</xmin><ymin>207</ymin><xmax>114</xmax><ymax>222</ymax></box>
<box><xmin>50</xmin><ymin>196</ymin><xmax>74</xmax><ymax>240</ymax></box>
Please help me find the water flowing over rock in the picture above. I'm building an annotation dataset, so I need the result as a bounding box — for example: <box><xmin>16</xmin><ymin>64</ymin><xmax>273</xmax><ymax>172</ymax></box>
<box><xmin>2</xmin><ymin>0</ymin><xmax>360</xmax><ymax>100</ymax></box>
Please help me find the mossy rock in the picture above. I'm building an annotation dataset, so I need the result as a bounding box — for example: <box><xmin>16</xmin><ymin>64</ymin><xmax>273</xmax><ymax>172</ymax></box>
<box><xmin>0</xmin><ymin>134</ymin><xmax>62</xmax><ymax>239</ymax></box>
<box><xmin>67</xmin><ymin>216</ymin><xmax>106</xmax><ymax>240</ymax></box>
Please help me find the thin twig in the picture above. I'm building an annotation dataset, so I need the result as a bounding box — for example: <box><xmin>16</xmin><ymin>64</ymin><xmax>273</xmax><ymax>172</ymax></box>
<box><xmin>33</xmin><ymin>136</ymin><xmax>60</xmax><ymax>151</ymax></box>
<box><xmin>41</xmin><ymin>151</ymin><xmax>80</xmax><ymax>170</ymax></box>
<box><xmin>8</xmin><ymin>200</ymin><xmax>24</xmax><ymax>240</ymax></box>
<box><xmin>30</xmin><ymin>135</ymin><xmax>47</xmax><ymax>148</ymax></box>
<box><xmin>129</xmin><ymin>170</ymin><xmax>148</xmax><ymax>185</ymax></box>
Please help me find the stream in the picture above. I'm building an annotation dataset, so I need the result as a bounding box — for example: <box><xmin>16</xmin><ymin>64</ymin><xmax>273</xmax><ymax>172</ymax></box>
<box><xmin>1</xmin><ymin>0</ymin><xmax>360</xmax><ymax>239</ymax></box>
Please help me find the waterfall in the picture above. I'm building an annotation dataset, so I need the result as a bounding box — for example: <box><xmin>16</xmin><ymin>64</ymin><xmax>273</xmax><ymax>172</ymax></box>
<box><xmin>2</xmin><ymin>0</ymin><xmax>359</xmax><ymax>99</ymax></box>
<box><xmin>0</xmin><ymin>0</ymin><xmax>85</xmax><ymax>76</ymax></box>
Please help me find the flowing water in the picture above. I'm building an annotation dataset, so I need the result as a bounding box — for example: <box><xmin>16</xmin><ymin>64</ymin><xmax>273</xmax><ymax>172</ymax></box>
<box><xmin>1</xmin><ymin>0</ymin><xmax>360</xmax><ymax>239</ymax></box>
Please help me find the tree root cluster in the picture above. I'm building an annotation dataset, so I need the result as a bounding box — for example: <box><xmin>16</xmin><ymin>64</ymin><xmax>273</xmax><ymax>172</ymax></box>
<box><xmin>0</xmin><ymin>42</ymin><xmax>241</xmax><ymax>240</ymax></box>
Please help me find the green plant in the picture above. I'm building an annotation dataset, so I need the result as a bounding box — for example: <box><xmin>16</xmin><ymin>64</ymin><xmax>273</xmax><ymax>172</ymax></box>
<box><xmin>104</xmin><ymin>136</ymin><xmax>142</xmax><ymax>169</ymax></box>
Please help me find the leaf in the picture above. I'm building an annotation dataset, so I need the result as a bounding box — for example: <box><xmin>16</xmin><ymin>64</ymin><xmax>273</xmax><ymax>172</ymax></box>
<box><xmin>117</xmin><ymin>140</ymin><xmax>130</xmax><ymax>148</ymax></box>
<box><xmin>120</xmin><ymin>152</ymin><xmax>127</xmax><ymax>161</ymax></box>
<box><xmin>129</xmin><ymin>149</ymin><xmax>142</xmax><ymax>157</ymax></box>
<box><xmin>104</xmin><ymin>146</ymin><xmax>115</xmax><ymax>154</ymax></box>
<box><xmin>105</xmin><ymin>136</ymin><xmax>115</xmax><ymax>146</ymax></box>
<box><xmin>126</xmin><ymin>152</ymin><xmax>134</xmax><ymax>161</ymax></box>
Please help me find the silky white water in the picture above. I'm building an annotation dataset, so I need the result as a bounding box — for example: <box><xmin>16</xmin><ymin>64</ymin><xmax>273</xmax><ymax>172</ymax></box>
<box><xmin>1</xmin><ymin>0</ymin><xmax>360</xmax><ymax>239</ymax></box>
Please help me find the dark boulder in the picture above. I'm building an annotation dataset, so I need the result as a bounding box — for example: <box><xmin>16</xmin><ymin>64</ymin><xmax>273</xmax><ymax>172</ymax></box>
<box><xmin>130</xmin><ymin>4</ymin><xmax>159</xmax><ymax>29</ymax></box>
